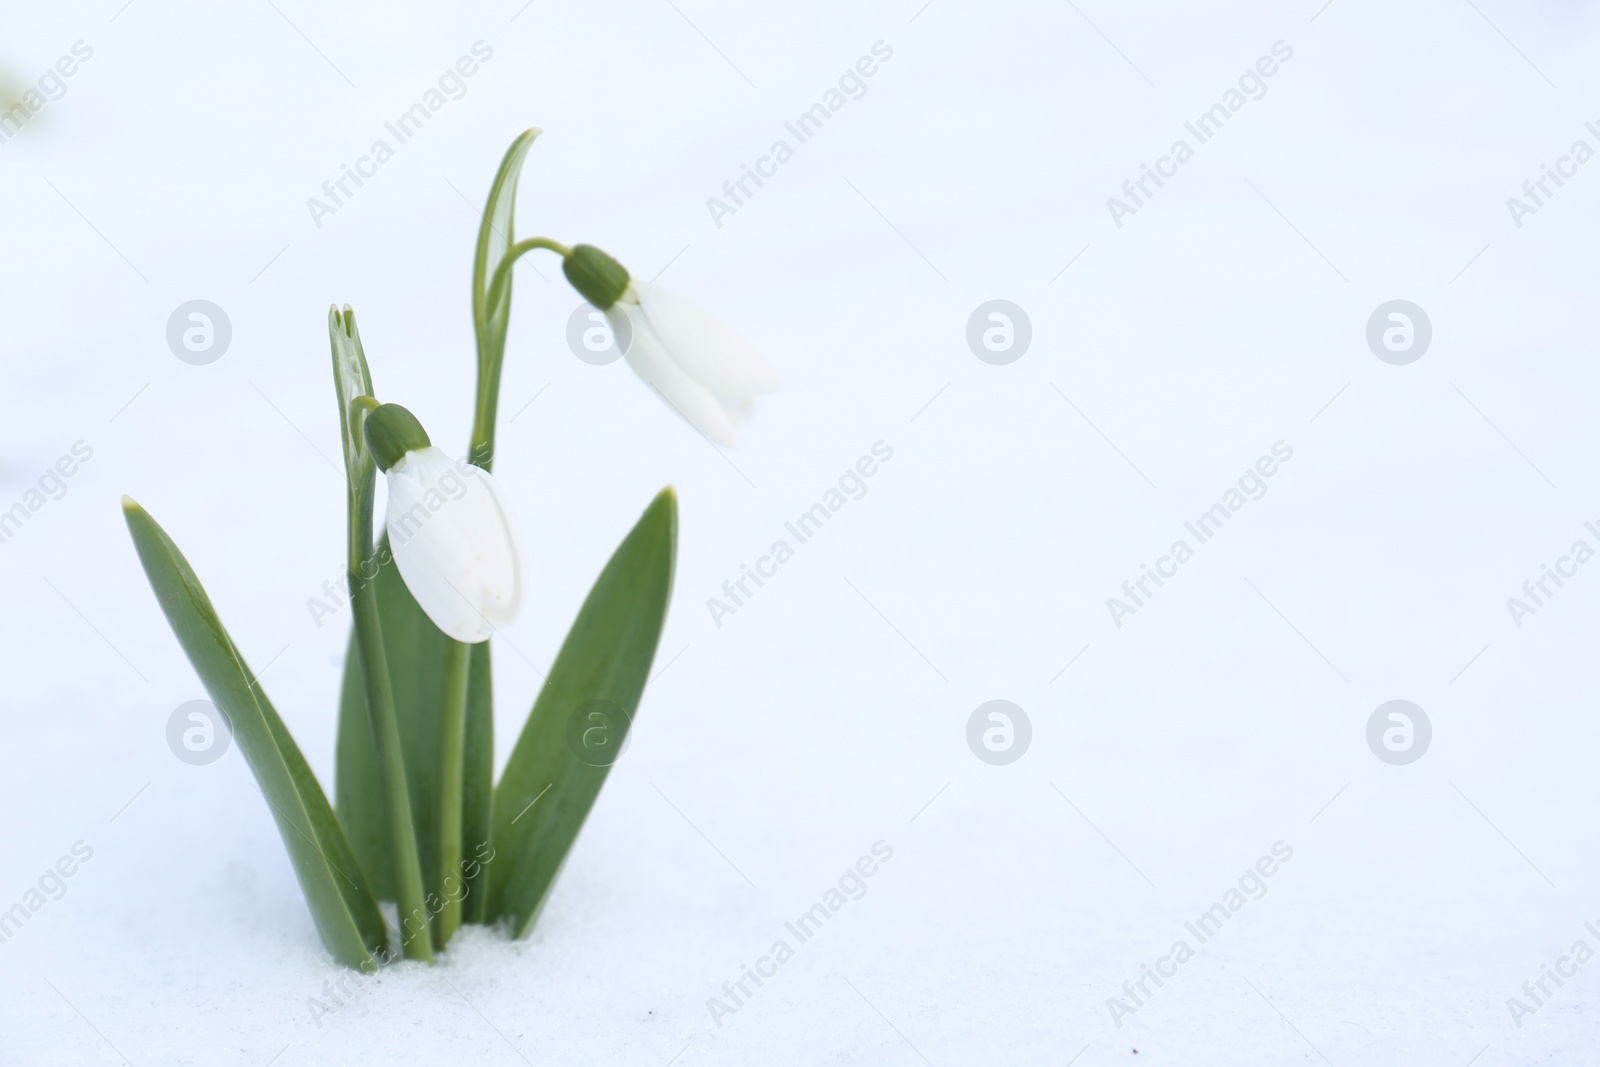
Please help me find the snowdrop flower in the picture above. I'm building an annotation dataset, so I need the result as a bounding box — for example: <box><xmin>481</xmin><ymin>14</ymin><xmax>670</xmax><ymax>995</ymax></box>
<box><xmin>562</xmin><ymin>244</ymin><xmax>779</xmax><ymax>446</ymax></box>
<box><xmin>363</xmin><ymin>403</ymin><xmax>525</xmax><ymax>643</ymax></box>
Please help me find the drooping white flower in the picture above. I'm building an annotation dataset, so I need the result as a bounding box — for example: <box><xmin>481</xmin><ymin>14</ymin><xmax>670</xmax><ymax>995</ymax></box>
<box><xmin>365</xmin><ymin>404</ymin><xmax>525</xmax><ymax>643</ymax></box>
<box><xmin>606</xmin><ymin>281</ymin><xmax>780</xmax><ymax>446</ymax></box>
<box><xmin>561</xmin><ymin>244</ymin><xmax>779</xmax><ymax>446</ymax></box>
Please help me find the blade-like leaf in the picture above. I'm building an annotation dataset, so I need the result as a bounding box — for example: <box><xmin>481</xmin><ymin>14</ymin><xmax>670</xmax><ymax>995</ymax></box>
<box><xmin>334</xmin><ymin>539</ymin><xmax>494</xmax><ymax>912</ymax></box>
<box><xmin>489</xmin><ymin>488</ymin><xmax>677</xmax><ymax>936</ymax></box>
<box><xmin>467</xmin><ymin>128</ymin><xmax>541</xmax><ymax>472</ymax></box>
<box><xmin>123</xmin><ymin>498</ymin><xmax>386</xmax><ymax>969</ymax></box>
<box><xmin>473</xmin><ymin>128</ymin><xmax>541</xmax><ymax>396</ymax></box>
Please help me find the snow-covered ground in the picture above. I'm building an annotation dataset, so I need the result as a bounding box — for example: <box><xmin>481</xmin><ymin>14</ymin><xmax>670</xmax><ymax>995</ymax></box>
<box><xmin>4</xmin><ymin>0</ymin><xmax>1600</xmax><ymax>1062</ymax></box>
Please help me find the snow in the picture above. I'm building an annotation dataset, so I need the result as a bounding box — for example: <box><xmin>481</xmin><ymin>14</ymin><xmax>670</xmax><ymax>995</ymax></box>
<box><xmin>3</xmin><ymin>0</ymin><xmax>1600</xmax><ymax>1062</ymax></box>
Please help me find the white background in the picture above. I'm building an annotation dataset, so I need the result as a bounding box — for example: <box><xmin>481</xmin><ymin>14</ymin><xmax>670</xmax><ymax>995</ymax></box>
<box><xmin>2</xmin><ymin>0</ymin><xmax>1599</xmax><ymax>1062</ymax></box>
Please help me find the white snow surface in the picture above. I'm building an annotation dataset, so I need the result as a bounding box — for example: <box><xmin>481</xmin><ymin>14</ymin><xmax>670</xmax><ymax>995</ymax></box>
<box><xmin>3</xmin><ymin>0</ymin><xmax>1600</xmax><ymax>1063</ymax></box>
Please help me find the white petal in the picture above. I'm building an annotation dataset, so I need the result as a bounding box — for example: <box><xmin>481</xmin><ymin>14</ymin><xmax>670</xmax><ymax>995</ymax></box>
<box><xmin>609</xmin><ymin>305</ymin><xmax>742</xmax><ymax>446</ymax></box>
<box><xmin>384</xmin><ymin>446</ymin><xmax>526</xmax><ymax>643</ymax></box>
<box><xmin>631</xmin><ymin>281</ymin><xmax>781</xmax><ymax>398</ymax></box>
<box><xmin>470</xmin><ymin>471</ymin><xmax>527</xmax><ymax>626</ymax></box>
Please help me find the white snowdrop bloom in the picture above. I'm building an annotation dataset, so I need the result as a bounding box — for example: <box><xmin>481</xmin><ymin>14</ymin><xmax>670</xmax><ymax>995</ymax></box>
<box><xmin>606</xmin><ymin>281</ymin><xmax>781</xmax><ymax>446</ymax></box>
<box><xmin>365</xmin><ymin>404</ymin><xmax>525</xmax><ymax>643</ymax></box>
<box><xmin>561</xmin><ymin>244</ymin><xmax>779</xmax><ymax>446</ymax></box>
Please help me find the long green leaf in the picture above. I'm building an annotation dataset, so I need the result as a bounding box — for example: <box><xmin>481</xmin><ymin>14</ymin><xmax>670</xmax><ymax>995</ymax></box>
<box><xmin>489</xmin><ymin>488</ymin><xmax>677</xmax><ymax>936</ymax></box>
<box><xmin>123</xmin><ymin>498</ymin><xmax>386</xmax><ymax>969</ymax></box>
<box><xmin>334</xmin><ymin>543</ymin><xmax>494</xmax><ymax>915</ymax></box>
<box><xmin>469</xmin><ymin>127</ymin><xmax>540</xmax><ymax>471</ymax></box>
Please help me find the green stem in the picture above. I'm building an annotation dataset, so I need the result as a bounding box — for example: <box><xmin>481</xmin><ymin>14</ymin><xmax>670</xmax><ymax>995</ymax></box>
<box><xmin>487</xmin><ymin>237</ymin><xmax>572</xmax><ymax>313</ymax></box>
<box><xmin>435</xmin><ymin>638</ymin><xmax>472</xmax><ymax>947</ymax></box>
<box><xmin>471</xmin><ymin>236</ymin><xmax>572</xmax><ymax>470</ymax></box>
<box><xmin>350</xmin><ymin>570</ymin><xmax>435</xmax><ymax>964</ymax></box>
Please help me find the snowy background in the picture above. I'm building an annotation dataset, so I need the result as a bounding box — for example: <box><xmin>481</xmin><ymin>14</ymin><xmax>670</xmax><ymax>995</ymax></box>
<box><xmin>3</xmin><ymin>0</ymin><xmax>1600</xmax><ymax>1062</ymax></box>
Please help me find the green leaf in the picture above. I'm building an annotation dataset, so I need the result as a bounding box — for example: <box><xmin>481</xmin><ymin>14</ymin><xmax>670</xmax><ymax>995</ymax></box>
<box><xmin>123</xmin><ymin>498</ymin><xmax>387</xmax><ymax>969</ymax></box>
<box><xmin>474</xmin><ymin>130</ymin><xmax>541</xmax><ymax>382</ymax></box>
<box><xmin>334</xmin><ymin>538</ymin><xmax>495</xmax><ymax>914</ymax></box>
<box><xmin>489</xmin><ymin>488</ymin><xmax>678</xmax><ymax>936</ymax></box>
<box><xmin>469</xmin><ymin>127</ymin><xmax>541</xmax><ymax>470</ymax></box>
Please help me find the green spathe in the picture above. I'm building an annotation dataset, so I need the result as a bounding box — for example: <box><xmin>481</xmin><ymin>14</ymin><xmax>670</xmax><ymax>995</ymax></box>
<box><xmin>563</xmin><ymin>244</ymin><xmax>631</xmax><ymax>310</ymax></box>
<box><xmin>364</xmin><ymin>404</ymin><xmax>432</xmax><ymax>473</ymax></box>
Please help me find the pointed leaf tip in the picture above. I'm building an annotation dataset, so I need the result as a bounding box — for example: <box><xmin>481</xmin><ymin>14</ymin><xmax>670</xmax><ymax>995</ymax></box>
<box><xmin>650</xmin><ymin>485</ymin><xmax>678</xmax><ymax>521</ymax></box>
<box><xmin>123</xmin><ymin>506</ymin><xmax>386</xmax><ymax>967</ymax></box>
<box><xmin>489</xmin><ymin>487</ymin><xmax>677</xmax><ymax>934</ymax></box>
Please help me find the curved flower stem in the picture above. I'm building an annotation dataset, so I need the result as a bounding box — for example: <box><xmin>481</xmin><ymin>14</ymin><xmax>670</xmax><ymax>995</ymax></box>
<box><xmin>469</xmin><ymin>236</ymin><xmax>572</xmax><ymax>471</ymax></box>
<box><xmin>486</xmin><ymin>237</ymin><xmax>572</xmax><ymax>317</ymax></box>
<box><xmin>341</xmin><ymin>392</ymin><xmax>434</xmax><ymax>965</ymax></box>
<box><xmin>435</xmin><ymin>637</ymin><xmax>472</xmax><ymax>947</ymax></box>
